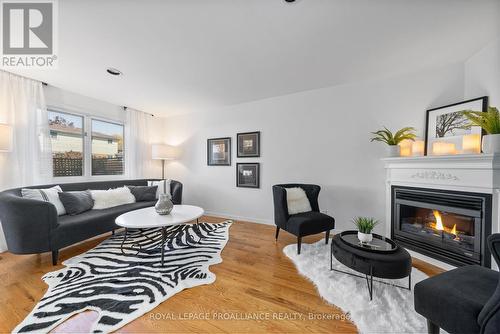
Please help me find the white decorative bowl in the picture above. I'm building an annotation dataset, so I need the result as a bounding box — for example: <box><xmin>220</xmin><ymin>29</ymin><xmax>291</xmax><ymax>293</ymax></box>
<box><xmin>358</xmin><ymin>232</ymin><xmax>373</xmax><ymax>244</ymax></box>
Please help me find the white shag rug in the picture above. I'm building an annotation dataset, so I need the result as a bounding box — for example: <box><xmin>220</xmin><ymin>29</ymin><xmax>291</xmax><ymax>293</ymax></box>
<box><xmin>283</xmin><ymin>240</ymin><xmax>430</xmax><ymax>334</ymax></box>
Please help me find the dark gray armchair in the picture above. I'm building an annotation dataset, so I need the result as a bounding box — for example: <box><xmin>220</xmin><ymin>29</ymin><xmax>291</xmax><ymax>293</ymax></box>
<box><xmin>414</xmin><ymin>233</ymin><xmax>500</xmax><ymax>334</ymax></box>
<box><xmin>272</xmin><ymin>184</ymin><xmax>335</xmax><ymax>254</ymax></box>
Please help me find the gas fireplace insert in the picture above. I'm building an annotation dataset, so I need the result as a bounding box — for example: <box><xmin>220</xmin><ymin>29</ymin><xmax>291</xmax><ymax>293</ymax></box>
<box><xmin>391</xmin><ymin>186</ymin><xmax>491</xmax><ymax>267</ymax></box>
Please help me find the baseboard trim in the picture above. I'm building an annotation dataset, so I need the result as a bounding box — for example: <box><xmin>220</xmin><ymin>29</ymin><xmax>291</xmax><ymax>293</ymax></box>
<box><xmin>203</xmin><ymin>211</ymin><xmax>274</xmax><ymax>226</ymax></box>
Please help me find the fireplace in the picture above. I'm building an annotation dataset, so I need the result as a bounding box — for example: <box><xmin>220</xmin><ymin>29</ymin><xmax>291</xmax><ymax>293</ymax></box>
<box><xmin>392</xmin><ymin>186</ymin><xmax>492</xmax><ymax>267</ymax></box>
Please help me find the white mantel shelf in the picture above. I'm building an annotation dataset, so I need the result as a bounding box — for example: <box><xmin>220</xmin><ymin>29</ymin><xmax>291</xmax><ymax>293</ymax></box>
<box><xmin>382</xmin><ymin>153</ymin><xmax>500</xmax><ymax>270</ymax></box>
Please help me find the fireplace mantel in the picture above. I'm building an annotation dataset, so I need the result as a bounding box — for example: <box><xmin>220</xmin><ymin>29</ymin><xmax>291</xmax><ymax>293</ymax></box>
<box><xmin>382</xmin><ymin>153</ymin><xmax>500</xmax><ymax>269</ymax></box>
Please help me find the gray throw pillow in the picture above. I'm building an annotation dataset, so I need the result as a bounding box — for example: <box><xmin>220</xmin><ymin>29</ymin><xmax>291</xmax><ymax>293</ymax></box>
<box><xmin>58</xmin><ymin>191</ymin><xmax>94</xmax><ymax>215</ymax></box>
<box><xmin>127</xmin><ymin>185</ymin><xmax>158</xmax><ymax>202</ymax></box>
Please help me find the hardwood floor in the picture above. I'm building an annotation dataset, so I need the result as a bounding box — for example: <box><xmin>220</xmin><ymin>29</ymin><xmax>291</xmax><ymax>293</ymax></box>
<box><xmin>0</xmin><ymin>216</ymin><xmax>444</xmax><ymax>333</ymax></box>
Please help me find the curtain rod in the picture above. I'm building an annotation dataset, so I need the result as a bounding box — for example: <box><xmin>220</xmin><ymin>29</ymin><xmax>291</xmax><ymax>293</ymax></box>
<box><xmin>1</xmin><ymin>69</ymin><xmax>48</xmax><ymax>85</ymax></box>
<box><xmin>123</xmin><ymin>106</ymin><xmax>154</xmax><ymax>117</ymax></box>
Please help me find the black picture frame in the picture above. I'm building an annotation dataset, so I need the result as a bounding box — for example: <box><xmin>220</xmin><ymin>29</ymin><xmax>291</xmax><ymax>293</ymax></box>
<box><xmin>207</xmin><ymin>137</ymin><xmax>231</xmax><ymax>166</ymax></box>
<box><xmin>424</xmin><ymin>96</ymin><xmax>488</xmax><ymax>156</ymax></box>
<box><xmin>237</xmin><ymin>131</ymin><xmax>261</xmax><ymax>157</ymax></box>
<box><xmin>236</xmin><ymin>163</ymin><xmax>260</xmax><ymax>188</ymax></box>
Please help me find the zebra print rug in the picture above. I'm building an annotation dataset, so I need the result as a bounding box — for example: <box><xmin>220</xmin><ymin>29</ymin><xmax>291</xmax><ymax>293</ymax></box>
<box><xmin>14</xmin><ymin>221</ymin><xmax>232</xmax><ymax>334</ymax></box>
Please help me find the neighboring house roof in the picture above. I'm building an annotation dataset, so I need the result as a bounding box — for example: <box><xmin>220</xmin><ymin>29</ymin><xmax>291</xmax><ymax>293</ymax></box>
<box><xmin>49</xmin><ymin>124</ymin><xmax>121</xmax><ymax>141</ymax></box>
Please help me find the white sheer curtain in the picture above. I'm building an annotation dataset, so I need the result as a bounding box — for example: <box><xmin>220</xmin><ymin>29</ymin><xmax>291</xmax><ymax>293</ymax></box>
<box><xmin>0</xmin><ymin>71</ymin><xmax>52</xmax><ymax>188</ymax></box>
<box><xmin>125</xmin><ymin>107</ymin><xmax>153</xmax><ymax>179</ymax></box>
<box><xmin>0</xmin><ymin>70</ymin><xmax>52</xmax><ymax>251</ymax></box>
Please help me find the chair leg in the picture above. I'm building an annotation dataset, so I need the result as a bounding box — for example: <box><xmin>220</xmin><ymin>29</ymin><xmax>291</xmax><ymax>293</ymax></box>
<box><xmin>275</xmin><ymin>227</ymin><xmax>280</xmax><ymax>241</ymax></box>
<box><xmin>426</xmin><ymin>319</ymin><xmax>439</xmax><ymax>334</ymax></box>
<box><xmin>52</xmin><ymin>250</ymin><xmax>59</xmax><ymax>266</ymax></box>
<box><xmin>325</xmin><ymin>230</ymin><xmax>330</xmax><ymax>244</ymax></box>
<box><xmin>297</xmin><ymin>236</ymin><xmax>302</xmax><ymax>254</ymax></box>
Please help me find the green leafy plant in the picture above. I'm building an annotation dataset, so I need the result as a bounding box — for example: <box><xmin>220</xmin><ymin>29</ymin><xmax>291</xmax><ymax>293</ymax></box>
<box><xmin>352</xmin><ymin>217</ymin><xmax>379</xmax><ymax>234</ymax></box>
<box><xmin>370</xmin><ymin>127</ymin><xmax>417</xmax><ymax>146</ymax></box>
<box><xmin>462</xmin><ymin>106</ymin><xmax>500</xmax><ymax>134</ymax></box>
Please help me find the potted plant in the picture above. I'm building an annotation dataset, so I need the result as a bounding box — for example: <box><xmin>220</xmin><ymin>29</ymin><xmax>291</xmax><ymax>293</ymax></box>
<box><xmin>462</xmin><ymin>106</ymin><xmax>500</xmax><ymax>153</ymax></box>
<box><xmin>352</xmin><ymin>217</ymin><xmax>379</xmax><ymax>243</ymax></box>
<box><xmin>370</xmin><ymin>127</ymin><xmax>417</xmax><ymax>157</ymax></box>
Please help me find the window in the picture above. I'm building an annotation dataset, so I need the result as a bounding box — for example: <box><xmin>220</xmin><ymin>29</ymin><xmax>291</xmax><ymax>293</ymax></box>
<box><xmin>49</xmin><ymin>111</ymin><xmax>84</xmax><ymax>177</ymax></box>
<box><xmin>91</xmin><ymin>119</ymin><xmax>124</xmax><ymax>176</ymax></box>
<box><xmin>48</xmin><ymin>110</ymin><xmax>124</xmax><ymax>177</ymax></box>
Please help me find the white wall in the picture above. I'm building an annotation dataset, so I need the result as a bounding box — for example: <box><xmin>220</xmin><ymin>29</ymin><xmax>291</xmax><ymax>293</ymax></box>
<box><xmin>163</xmin><ymin>63</ymin><xmax>465</xmax><ymax>233</ymax></box>
<box><xmin>464</xmin><ymin>38</ymin><xmax>500</xmax><ymax>106</ymax></box>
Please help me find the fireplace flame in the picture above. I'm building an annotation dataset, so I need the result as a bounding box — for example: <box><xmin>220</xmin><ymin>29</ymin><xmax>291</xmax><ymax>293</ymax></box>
<box><xmin>432</xmin><ymin>210</ymin><xmax>459</xmax><ymax>238</ymax></box>
<box><xmin>433</xmin><ymin>210</ymin><xmax>444</xmax><ymax>230</ymax></box>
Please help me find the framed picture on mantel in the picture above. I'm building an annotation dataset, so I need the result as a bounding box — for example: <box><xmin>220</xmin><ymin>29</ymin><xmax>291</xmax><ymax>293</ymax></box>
<box><xmin>425</xmin><ymin>96</ymin><xmax>488</xmax><ymax>156</ymax></box>
<box><xmin>207</xmin><ymin>137</ymin><xmax>231</xmax><ymax>166</ymax></box>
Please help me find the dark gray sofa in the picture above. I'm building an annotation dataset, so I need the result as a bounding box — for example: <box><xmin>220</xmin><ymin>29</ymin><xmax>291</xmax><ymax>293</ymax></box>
<box><xmin>0</xmin><ymin>179</ymin><xmax>182</xmax><ymax>265</ymax></box>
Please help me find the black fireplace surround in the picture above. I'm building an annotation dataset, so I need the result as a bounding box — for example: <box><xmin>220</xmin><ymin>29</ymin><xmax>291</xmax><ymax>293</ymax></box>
<box><xmin>392</xmin><ymin>186</ymin><xmax>492</xmax><ymax>267</ymax></box>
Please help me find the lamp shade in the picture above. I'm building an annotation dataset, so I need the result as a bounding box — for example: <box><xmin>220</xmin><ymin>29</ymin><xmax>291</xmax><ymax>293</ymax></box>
<box><xmin>151</xmin><ymin>144</ymin><xmax>179</xmax><ymax>160</ymax></box>
<box><xmin>0</xmin><ymin>123</ymin><xmax>13</xmax><ymax>152</ymax></box>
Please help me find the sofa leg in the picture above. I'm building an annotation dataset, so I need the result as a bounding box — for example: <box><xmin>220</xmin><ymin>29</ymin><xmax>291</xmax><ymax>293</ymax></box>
<box><xmin>275</xmin><ymin>227</ymin><xmax>280</xmax><ymax>242</ymax></box>
<box><xmin>52</xmin><ymin>250</ymin><xmax>59</xmax><ymax>266</ymax></box>
<box><xmin>112</xmin><ymin>229</ymin><xmax>115</xmax><ymax>235</ymax></box>
<box><xmin>325</xmin><ymin>230</ymin><xmax>330</xmax><ymax>244</ymax></box>
<box><xmin>297</xmin><ymin>237</ymin><xmax>302</xmax><ymax>254</ymax></box>
<box><xmin>426</xmin><ymin>319</ymin><xmax>439</xmax><ymax>334</ymax></box>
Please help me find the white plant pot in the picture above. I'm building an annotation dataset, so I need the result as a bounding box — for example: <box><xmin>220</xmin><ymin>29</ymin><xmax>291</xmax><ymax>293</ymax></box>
<box><xmin>358</xmin><ymin>232</ymin><xmax>373</xmax><ymax>244</ymax></box>
<box><xmin>386</xmin><ymin>145</ymin><xmax>401</xmax><ymax>157</ymax></box>
<box><xmin>482</xmin><ymin>134</ymin><xmax>500</xmax><ymax>154</ymax></box>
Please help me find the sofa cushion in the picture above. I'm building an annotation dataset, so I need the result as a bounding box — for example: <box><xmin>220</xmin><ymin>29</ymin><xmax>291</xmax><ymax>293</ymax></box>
<box><xmin>127</xmin><ymin>185</ymin><xmax>158</xmax><ymax>202</ymax></box>
<box><xmin>52</xmin><ymin>201</ymin><xmax>155</xmax><ymax>249</ymax></box>
<box><xmin>286</xmin><ymin>211</ymin><xmax>335</xmax><ymax>236</ymax></box>
<box><xmin>59</xmin><ymin>190</ymin><xmax>94</xmax><ymax>215</ymax></box>
<box><xmin>21</xmin><ymin>186</ymin><xmax>66</xmax><ymax>216</ymax></box>
<box><xmin>90</xmin><ymin>187</ymin><xmax>135</xmax><ymax>209</ymax></box>
<box><xmin>414</xmin><ymin>265</ymin><xmax>498</xmax><ymax>334</ymax></box>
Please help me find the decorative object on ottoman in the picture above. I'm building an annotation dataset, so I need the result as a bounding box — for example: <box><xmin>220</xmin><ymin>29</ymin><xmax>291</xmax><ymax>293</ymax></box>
<box><xmin>425</xmin><ymin>96</ymin><xmax>488</xmax><ymax>155</ymax></box>
<box><xmin>272</xmin><ymin>183</ymin><xmax>335</xmax><ymax>254</ymax></box>
<box><xmin>331</xmin><ymin>231</ymin><xmax>412</xmax><ymax>300</ymax></box>
<box><xmin>155</xmin><ymin>193</ymin><xmax>174</xmax><ymax>215</ymax></box>
<box><xmin>463</xmin><ymin>105</ymin><xmax>500</xmax><ymax>154</ymax></box>
<box><xmin>414</xmin><ymin>233</ymin><xmax>500</xmax><ymax>334</ymax></box>
<box><xmin>370</xmin><ymin>126</ymin><xmax>417</xmax><ymax>157</ymax></box>
<box><xmin>352</xmin><ymin>216</ymin><xmax>379</xmax><ymax>244</ymax></box>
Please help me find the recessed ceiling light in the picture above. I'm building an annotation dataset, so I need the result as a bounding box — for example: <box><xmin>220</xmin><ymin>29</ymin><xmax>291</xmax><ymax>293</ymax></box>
<box><xmin>106</xmin><ymin>67</ymin><xmax>122</xmax><ymax>76</ymax></box>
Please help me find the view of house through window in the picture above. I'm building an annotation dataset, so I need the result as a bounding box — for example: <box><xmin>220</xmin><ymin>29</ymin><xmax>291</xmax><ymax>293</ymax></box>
<box><xmin>91</xmin><ymin>119</ymin><xmax>124</xmax><ymax>175</ymax></box>
<box><xmin>48</xmin><ymin>111</ymin><xmax>84</xmax><ymax>177</ymax></box>
<box><xmin>48</xmin><ymin>111</ymin><xmax>124</xmax><ymax>177</ymax></box>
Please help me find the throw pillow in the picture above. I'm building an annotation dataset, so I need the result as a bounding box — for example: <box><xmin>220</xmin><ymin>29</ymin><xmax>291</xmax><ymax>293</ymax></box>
<box><xmin>147</xmin><ymin>179</ymin><xmax>171</xmax><ymax>199</ymax></box>
<box><xmin>58</xmin><ymin>191</ymin><xmax>94</xmax><ymax>215</ymax></box>
<box><xmin>286</xmin><ymin>187</ymin><xmax>312</xmax><ymax>215</ymax></box>
<box><xmin>90</xmin><ymin>186</ymin><xmax>136</xmax><ymax>210</ymax></box>
<box><xmin>127</xmin><ymin>185</ymin><xmax>158</xmax><ymax>202</ymax></box>
<box><xmin>21</xmin><ymin>186</ymin><xmax>66</xmax><ymax>216</ymax></box>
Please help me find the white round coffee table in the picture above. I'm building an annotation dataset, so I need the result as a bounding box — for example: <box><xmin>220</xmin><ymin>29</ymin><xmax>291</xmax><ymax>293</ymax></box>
<box><xmin>115</xmin><ymin>205</ymin><xmax>204</xmax><ymax>266</ymax></box>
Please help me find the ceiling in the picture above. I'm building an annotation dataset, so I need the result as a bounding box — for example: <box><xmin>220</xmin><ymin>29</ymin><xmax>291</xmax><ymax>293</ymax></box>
<box><xmin>8</xmin><ymin>0</ymin><xmax>500</xmax><ymax>117</ymax></box>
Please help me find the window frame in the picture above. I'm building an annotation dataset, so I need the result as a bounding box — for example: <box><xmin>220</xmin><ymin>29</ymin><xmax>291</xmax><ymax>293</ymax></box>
<box><xmin>48</xmin><ymin>106</ymin><xmax>126</xmax><ymax>182</ymax></box>
<box><xmin>90</xmin><ymin>117</ymin><xmax>125</xmax><ymax>177</ymax></box>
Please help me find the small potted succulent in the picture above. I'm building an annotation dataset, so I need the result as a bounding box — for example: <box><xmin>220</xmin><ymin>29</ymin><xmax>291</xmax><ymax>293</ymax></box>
<box><xmin>462</xmin><ymin>106</ymin><xmax>500</xmax><ymax>153</ymax></box>
<box><xmin>370</xmin><ymin>127</ymin><xmax>417</xmax><ymax>157</ymax></box>
<box><xmin>352</xmin><ymin>217</ymin><xmax>379</xmax><ymax>244</ymax></box>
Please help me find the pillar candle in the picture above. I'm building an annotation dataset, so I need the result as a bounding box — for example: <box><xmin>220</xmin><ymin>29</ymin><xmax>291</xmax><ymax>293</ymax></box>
<box><xmin>412</xmin><ymin>140</ymin><xmax>425</xmax><ymax>156</ymax></box>
<box><xmin>462</xmin><ymin>134</ymin><xmax>481</xmax><ymax>154</ymax></box>
<box><xmin>432</xmin><ymin>142</ymin><xmax>456</xmax><ymax>155</ymax></box>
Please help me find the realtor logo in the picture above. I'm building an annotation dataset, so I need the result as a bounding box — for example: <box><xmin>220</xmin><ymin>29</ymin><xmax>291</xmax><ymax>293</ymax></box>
<box><xmin>1</xmin><ymin>0</ymin><xmax>58</xmax><ymax>67</ymax></box>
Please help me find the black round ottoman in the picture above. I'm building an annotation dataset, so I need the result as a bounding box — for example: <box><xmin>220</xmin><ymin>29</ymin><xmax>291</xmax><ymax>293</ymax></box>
<box><xmin>331</xmin><ymin>231</ymin><xmax>412</xmax><ymax>300</ymax></box>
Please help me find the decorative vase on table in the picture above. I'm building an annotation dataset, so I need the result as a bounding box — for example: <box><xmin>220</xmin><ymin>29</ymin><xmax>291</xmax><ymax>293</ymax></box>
<box><xmin>482</xmin><ymin>134</ymin><xmax>500</xmax><ymax>154</ymax></box>
<box><xmin>155</xmin><ymin>193</ymin><xmax>173</xmax><ymax>215</ymax></box>
<box><xmin>357</xmin><ymin>231</ymin><xmax>373</xmax><ymax>244</ymax></box>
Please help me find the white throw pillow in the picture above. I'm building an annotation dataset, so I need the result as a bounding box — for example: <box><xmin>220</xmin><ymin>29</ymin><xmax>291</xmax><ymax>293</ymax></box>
<box><xmin>90</xmin><ymin>187</ymin><xmax>136</xmax><ymax>210</ymax></box>
<box><xmin>148</xmin><ymin>179</ymin><xmax>171</xmax><ymax>199</ymax></box>
<box><xmin>21</xmin><ymin>186</ymin><xmax>66</xmax><ymax>216</ymax></box>
<box><xmin>286</xmin><ymin>187</ymin><xmax>312</xmax><ymax>215</ymax></box>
